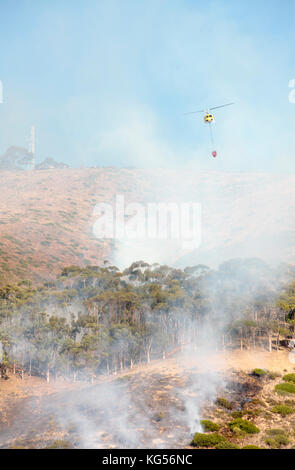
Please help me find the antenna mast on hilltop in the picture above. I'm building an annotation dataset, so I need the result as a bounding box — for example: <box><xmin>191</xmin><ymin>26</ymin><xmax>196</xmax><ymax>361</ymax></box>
<box><xmin>29</xmin><ymin>126</ymin><xmax>35</xmax><ymax>170</ymax></box>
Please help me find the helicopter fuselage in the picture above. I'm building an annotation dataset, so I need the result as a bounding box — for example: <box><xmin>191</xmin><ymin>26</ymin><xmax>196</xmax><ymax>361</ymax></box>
<box><xmin>204</xmin><ymin>113</ymin><xmax>214</xmax><ymax>123</ymax></box>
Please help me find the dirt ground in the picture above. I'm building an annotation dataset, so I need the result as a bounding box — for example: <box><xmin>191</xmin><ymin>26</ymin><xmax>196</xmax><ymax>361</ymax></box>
<box><xmin>1</xmin><ymin>349</ymin><xmax>295</xmax><ymax>449</ymax></box>
<box><xmin>177</xmin><ymin>349</ymin><xmax>295</xmax><ymax>374</ymax></box>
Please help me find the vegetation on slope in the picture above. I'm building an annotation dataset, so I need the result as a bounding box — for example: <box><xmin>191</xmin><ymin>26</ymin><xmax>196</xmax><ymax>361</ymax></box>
<box><xmin>0</xmin><ymin>258</ymin><xmax>294</xmax><ymax>383</ymax></box>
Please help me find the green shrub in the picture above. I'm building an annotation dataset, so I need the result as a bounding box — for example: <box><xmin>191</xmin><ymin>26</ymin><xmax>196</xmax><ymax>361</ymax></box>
<box><xmin>283</xmin><ymin>373</ymin><xmax>295</xmax><ymax>384</ymax></box>
<box><xmin>284</xmin><ymin>399</ymin><xmax>295</xmax><ymax>406</ymax></box>
<box><xmin>264</xmin><ymin>428</ymin><xmax>289</xmax><ymax>448</ymax></box>
<box><xmin>252</xmin><ymin>368</ymin><xmax>267</xmax><ymax>377</ymax></box>
<box><xmin>45</xmin><ymin>440</ymin><xmax>71</xmax><ymax>449</ymax></box>
<box><xmin>242</xmin><ymin>445</ymin><xmax>262</xmax><ymax>449</ymax></box>
<box><xmin>215</xmin><ymin>441</ymin><xmax>240</xmax><ymax>449</ymax></box>
<box><xmin>266</xmin><ymin>428</ymin><xmax>287</xmax><ymax>436</ymax></box>
<box><xmin>191</xmin><ymin>432</ymin><xmax>226</xmax><ymax>448</ymax></box>
<box><xmin>200</xmin><ymin>419</ymin><xmax>220</xmax><ymax>432</ymax></box>
<box><xmin>231</xmin><ymin>411</ymin><xmax>244</xmax><ymax>419</ymax></box>
<box><xmin>244</xmin><ymin>409</ymin><xmax>261</xmax><ymax>417</ymax></box>
<box><xmin>271</xmin><ymin>404</ymin><xmax>294</xmax><ymax>416</ymax></box>
<box><xmin>231</xmin><ymin>409</ymin><xmax>260</xmax><ymax>418</ymax></box>
<box><xmin>275</xmin><ymin>383</ymin><xmax>295</xmax><ymax>394</ymax></box>
<box><xmin>216</xmin><ymin>397</ymin><xmax>232</xmax><ymax>410</ymax></box>
<box><xmin>228</xmin><ymin>418</ymin><xmax>260</xmax><ymax>434</ymax></box>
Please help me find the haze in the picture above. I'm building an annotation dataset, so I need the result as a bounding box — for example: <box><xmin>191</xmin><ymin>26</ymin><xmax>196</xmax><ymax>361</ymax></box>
<box><xmin>0</xmin><ymin>0</ymin><xmax>294</xmax><ymax>172</ymax></box>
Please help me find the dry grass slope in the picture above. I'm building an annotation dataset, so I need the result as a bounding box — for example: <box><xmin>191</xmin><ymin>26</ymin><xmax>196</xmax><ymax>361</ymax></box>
<box><xmin>1</xmin><ymin>168</ymin><xmax>295</xmax><ymax>283</ymax></box>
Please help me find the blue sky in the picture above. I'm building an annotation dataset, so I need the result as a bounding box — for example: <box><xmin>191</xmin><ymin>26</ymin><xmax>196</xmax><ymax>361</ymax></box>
<box><xmin>0</xmin><ymin>0</ymin><xmax>294</xmax><ymax>172</ymax></box>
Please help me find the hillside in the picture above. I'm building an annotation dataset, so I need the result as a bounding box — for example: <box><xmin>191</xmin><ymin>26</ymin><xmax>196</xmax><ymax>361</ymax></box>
<box><xmin>2</xmin><ymin>352</ymin><xmax>295</xmax><ymax>449</ymax></box>
<box><xmin>0</xmin><ymin>168</ymin><xmax>295</xmax><ymax>283</ymax></box>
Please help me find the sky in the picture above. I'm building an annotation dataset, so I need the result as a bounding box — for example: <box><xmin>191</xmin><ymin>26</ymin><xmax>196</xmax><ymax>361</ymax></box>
<box><xmin>0</xmin><ymin>0</ymin><xmax>295</xmax><ymax>172</ymax></box>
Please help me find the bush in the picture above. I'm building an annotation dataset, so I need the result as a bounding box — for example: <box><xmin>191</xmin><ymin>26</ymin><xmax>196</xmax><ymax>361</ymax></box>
<box><xmin>284</xmin><ymin>399</ymin><xmax>295</xmax><ymax>406</ymax></box>
<box><xmin>216</xmin><ymin>397</ymin><xmax>232</xmax><ymax>410</ymax></box>
<box><xmin>252</xmin><ymin>368</ymin><xmax>267</xmax><ymax>377</ymax></box>
<box><xmin>231</xmin><ymin>411</ymin><xmax>244</xmax><ymax>419</ymax></box>
<box><xmin>283</xmin><ymin>373</ymin><xmax>295</xmax><ymax>384</ymax></box>
<box><xmin>244</xmin><ymin>409</ymin><xmax>261</xmax><ymax>417</ymax></box>
<box><xmin>45</xmin><ymin>440</ymin><xmax>71</xmax><ymax>449</ymax></box>
<box><xmin>264</xmin><ymin>429</ymin><xmax>289</xmax><ymax>449</ymax></box>
<box><xmin>266</xmin><ymin>428</ymin><xmax>286</xmax><ymax>436</ymax></box>
<box><xmin>200</xmin><ymin>419</ymin><xmax>220</xmax><ymax>432</ymax></box>
<box><xmin>215</xmin><ymin>441</ymin><xmax>240</xmax><ymax>449</ymax></box>
<box><xmin>271</xmin><ymin>404</ymin><xmax>294</xmax><ymax>416</ymax></box>
<box><xmin>242</xmin><ymin>445</ymin><xmax>262</xmax><ymax>449</ymax></box>
<box><xmin>228</xmin><ymin>418</ymin><xmax>260</xmax><ymax>434</ymax></box>
<box><xmin>232</xmin><ymin>409</ymin><xmax>261</xmax><ymax>418</ymax></box>
<box><xmin>191</xmin><ymin>432</ymin><xmax>226</xmax><ymax>448</ymax></box>
<box><xmin>275</xmin><ymin>383</ymin><xmax>295</xmax><ymax>394</ymax></box>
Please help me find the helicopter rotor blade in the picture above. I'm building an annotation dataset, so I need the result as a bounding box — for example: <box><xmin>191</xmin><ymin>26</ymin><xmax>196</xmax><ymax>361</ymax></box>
<box><xmin>209</xmin><ymin>102</ymin><xmax>235</xmax><ymax>111</ymax></box>
<box><xmin>181</xmin><ymin>109</ymin><xmax>205</xmax><ymax>115</ymax></box>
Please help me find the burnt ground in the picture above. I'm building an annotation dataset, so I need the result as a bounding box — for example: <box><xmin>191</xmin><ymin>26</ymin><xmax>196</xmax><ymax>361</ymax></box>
<box><xmin>1</xmin><ymin>351</ymin><xmax>295</xmax><ymax>449</ymax></box>
<box><xmin>0</xmin><ymin>367</ymin><xmax>198</xmax><ymax>449</ymax></box>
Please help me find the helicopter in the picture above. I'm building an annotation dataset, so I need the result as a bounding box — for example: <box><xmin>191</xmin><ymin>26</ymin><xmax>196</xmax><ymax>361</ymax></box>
<box><xmin>182</xmin><ymin>102</ymin><xmax>234</xmax><ymax>158</ymax></box>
